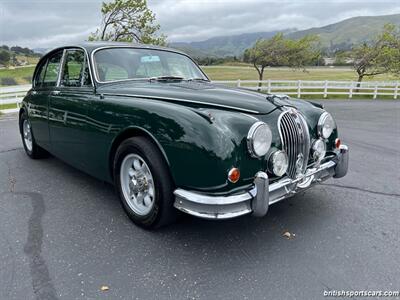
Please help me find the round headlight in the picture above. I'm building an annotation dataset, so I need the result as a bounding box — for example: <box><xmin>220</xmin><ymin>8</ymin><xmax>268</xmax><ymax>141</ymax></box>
<box><xmin>318</xmin><ymin>112</ymin><xmax>335</xmax><ymax>139</ymax></box>
<box><xmin>247</xmin><ymin>122</ymin><xmax>272</xmax><ymax>158</ymax></box>
<box><xmin>312</xmin><ymin>139</ymin><xmax>326</xmax><ymax>162</ymax></box>
<box><xmin>269</xmin><ymin>150</ymin><xmax>288</xmax><ymax>177</ymax></box>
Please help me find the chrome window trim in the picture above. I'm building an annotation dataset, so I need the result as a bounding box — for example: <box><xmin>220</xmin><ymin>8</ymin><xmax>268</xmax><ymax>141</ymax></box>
<box><xmin>56</xmin><ymin>49</ymin><xmax>67</xmax><ymax>87</ymax></box>
<box><xmin>90</xmin><ymin>45</ymin><xmax>210</xmax><ymax>84</ymax></box>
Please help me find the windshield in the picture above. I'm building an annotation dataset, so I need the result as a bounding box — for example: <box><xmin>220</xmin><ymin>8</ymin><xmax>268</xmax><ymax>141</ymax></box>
<box><xmin>93</xmin><ymin>47</ymin><xmax>208</xmax><ymax>83</ymax></box>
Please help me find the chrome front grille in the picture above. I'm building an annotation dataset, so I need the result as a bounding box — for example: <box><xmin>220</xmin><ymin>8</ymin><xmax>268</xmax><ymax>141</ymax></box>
<box><xmin>278</xmin><ymin>109</ymin><xmax>310</xmax><ymax>179</ymax></box>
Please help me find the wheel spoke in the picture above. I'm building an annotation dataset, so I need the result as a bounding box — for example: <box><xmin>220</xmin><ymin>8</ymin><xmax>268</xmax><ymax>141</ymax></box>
<box><xmin>143</xmin><ymin>194</ymin><xmax>152</xmax><ymax>207</ymax></box>
<box><xmin>136</xmin><ymin>192</ymin><xmax>144</xmax><ymax>205</ymax></box>
<box><xmin>133</xmin><ymin>159</ymin><xmax>142</xmax><ymax>171</ymax></box>
<box><xmin>148</xmin><ymin>186</ymin><xmax>154</xmax><ymax>197</ymax></box>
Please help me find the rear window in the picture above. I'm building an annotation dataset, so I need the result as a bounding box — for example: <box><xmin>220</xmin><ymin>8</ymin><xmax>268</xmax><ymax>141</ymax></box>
<box><xmin>36</xmin><ymin>50</ymin><xmax>63</xmax><ymax>88</ymax></box>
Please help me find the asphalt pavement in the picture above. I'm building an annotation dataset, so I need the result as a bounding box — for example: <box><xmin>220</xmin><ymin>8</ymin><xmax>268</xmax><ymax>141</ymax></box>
<box><xmin>0</xmin><ymin>100</ymin><xmax>399</xmax><ymax>300</ymax></box>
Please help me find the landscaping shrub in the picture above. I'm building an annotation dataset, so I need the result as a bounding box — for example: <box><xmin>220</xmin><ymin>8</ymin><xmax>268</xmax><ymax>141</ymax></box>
<box><xmin>0</xmin><ymin>77</ymin><xmax>17</xmax><ymax>86</ymax></box>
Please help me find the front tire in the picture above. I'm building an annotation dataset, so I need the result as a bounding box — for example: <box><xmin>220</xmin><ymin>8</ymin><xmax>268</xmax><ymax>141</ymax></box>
<box><xmin>19</xmin><ymin>111</ymin><xmax>48</xmax><ymax>159</ymax></box>
<box><xmin>114</xmin><ymin>137</ymin><xmax>177</xmax><ymax>228</ymax></box>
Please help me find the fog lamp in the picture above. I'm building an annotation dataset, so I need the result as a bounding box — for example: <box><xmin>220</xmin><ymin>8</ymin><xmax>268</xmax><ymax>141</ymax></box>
<box><xmin>312</xmin><ymin>139</ymin><xmax>326</xmax><ymax>163</ymax></box>
<box><xmin>269</xmin><ymin>150</ymin><xmax>288</xmax><ymax>177</ymax></box>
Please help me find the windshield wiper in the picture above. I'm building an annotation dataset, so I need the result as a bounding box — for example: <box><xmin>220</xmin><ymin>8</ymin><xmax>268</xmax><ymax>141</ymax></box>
<box><xmin>187</xmin><ymin>78</ymin><xmax>209</xmax><ymax>82</ymax></box>
<box><xmin>149</xmin><ymin>76</ymin><xmax>184</xmax><ymax>81</ymax></box>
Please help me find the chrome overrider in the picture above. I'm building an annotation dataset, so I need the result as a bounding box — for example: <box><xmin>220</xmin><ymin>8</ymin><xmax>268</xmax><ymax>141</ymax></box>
<box><xmin>174</xmin><ymin>144</ymin><xmax>349</xmax><ymax>219</ymax></box>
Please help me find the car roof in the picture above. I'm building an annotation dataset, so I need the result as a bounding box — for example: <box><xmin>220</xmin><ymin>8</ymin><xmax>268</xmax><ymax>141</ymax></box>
<box><xmin>44</xmin><ymin>41</ymin><xmax>188</xmax><ymax>57</ymax></box>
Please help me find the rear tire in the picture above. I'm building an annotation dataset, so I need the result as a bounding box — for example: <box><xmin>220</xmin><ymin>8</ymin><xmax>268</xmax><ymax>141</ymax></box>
<box><xmin>114</xmin><ymin>136</ymin><xmax>177</xmax><ymax>229</ymax></box>
<box><xmin>19</xmin><ymin>111</ymin><xmax>49</xmax><ymax>159</ymax></box>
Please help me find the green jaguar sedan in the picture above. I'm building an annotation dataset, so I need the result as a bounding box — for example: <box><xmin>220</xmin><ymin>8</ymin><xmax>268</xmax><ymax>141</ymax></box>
<box><xmin>19</xmin><ymin>42</ymin><xmax>349</xmax><ymax>228</ymax></box>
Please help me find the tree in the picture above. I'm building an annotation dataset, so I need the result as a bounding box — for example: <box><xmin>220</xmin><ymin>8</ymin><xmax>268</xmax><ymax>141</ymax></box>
<box><xmin>89</xmin><ymin>0</ymin><xmax>166</xmax><ymax>45</ymax></box>
<box><xmin>0</xmin><ymin>50</ymin><xmax>10</xmax><ymax>66</ymax></box>
<box><xmin>243</xmin><ymin>33</ymin><xmax>319</xmax><ymax>89</ymax></box>
<box><xmin>351</xmin><ymin>24</ymin><xmax>400</xmax><ymax>89</ymax></box>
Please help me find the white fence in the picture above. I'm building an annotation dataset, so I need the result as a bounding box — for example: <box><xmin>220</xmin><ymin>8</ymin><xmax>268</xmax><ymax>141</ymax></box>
<box><xmin>0</xmin><ymin>80</ymin><xmax>399</xmax><ymax>109</ymax></box>
<box><xmin>215</xmin><ymin>80</ymin><xmax>399</xmax><ymax>99</ymax></box>
<box><xmin>0</xmin><ymin>84</ymin><xmax>31</xmax><ymax>106</ymax></box>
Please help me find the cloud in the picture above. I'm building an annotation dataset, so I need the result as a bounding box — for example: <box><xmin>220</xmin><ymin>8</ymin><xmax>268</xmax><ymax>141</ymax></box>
<box><xmin>1</xmin><ymin>0</ymin><xmax>399</xmax><ymax>48</ymax></box>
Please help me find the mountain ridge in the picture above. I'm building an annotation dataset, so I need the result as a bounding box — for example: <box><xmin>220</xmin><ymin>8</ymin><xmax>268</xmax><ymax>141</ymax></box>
<box><xmin>170</xmin><ymin>14</ymin><xmax>400</xmax><ymax>58</ymax></box>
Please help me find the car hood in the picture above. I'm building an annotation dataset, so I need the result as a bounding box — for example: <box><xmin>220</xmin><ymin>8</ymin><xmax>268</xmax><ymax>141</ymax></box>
<box><xmin>97</xmin><ymin>81</ymin><xmax>279</xmax><ymax>114</ymax></box>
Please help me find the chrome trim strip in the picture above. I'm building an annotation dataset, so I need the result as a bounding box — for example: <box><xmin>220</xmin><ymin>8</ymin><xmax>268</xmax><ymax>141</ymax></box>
<box><xmin>56</xmin><ymin>49</ymin><xmax>67</xmax><ymax>87</ymax></box>
<box><xmin>100</xmin><ymin>92</ymin><xmax>260</xmax><ymax>114</ymax></box>
<box><xmin>173</xmin><ymin>206</ymin><xmax>251</xmax><ymax>220</ymax></box>
<box><xmin>174</xmin><ymin>187</ymin><xmax>255</xmax><ymax>205</ymax></box>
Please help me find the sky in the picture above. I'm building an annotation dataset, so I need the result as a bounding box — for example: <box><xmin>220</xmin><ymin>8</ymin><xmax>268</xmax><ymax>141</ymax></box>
<box><xmin>1</xmin><ymin>0</ymin><xmax>400</xmax><ymax>49</ymax></box>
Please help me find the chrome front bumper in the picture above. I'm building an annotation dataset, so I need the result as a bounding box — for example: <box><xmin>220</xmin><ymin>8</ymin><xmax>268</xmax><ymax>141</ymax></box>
<box><xmin>174</xmin><ymin>145</ymin><xmax>349</xmax><ymax>219</ymax></box>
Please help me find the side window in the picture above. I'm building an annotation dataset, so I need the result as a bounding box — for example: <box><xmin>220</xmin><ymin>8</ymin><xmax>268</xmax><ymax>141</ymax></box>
<box><xmin>34</xmin><ymin>61</ymin><xmax>47</xmax><ymax>87</ymax></box>
<box><xmin>42</xmin><ymin>51</ymin><xmax>63</xmax><ymax>87</ymax></box>
<box><xmin>61</xmin><ymin>49</ymin><xmax>92</xmax><ymax>87</ymax></box>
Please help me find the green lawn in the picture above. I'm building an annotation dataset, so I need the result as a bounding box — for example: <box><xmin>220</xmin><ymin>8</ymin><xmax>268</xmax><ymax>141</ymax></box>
<box><xmin>1</xmin><ymin>64</ymin><xmax>397</xmax><ymax>87</ymax></box>
<box><xmin>0</xmin><ymin>66</ymin><xmax>35</xmax><ymax>86</ymax></box>
<box><xmin>0</xmin><ymin>103</ymin><xmax>18</xmax><ymax>110</ymax></box>
<box><xmin>201</xmin><ymin>65</ymin><xmax>398</xmax><ymax>82</ymax></box>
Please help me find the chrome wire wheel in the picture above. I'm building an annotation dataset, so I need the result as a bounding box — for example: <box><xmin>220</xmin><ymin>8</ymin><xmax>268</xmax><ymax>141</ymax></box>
<box><xmin>120</xmin><ymin>154</ymin><xmax>155</xmax><ymax>216</ymax></box>
<box><xmin>23</xmin><ymin>119</ymin><xmax>33</xmax><ymax>152</ymax></box>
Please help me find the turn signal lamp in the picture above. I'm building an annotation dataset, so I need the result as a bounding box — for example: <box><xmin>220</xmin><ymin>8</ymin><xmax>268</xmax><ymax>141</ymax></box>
<box><xmin>228</xmin><ymin>168</ymin><xmax>240</xmax><ymax>183</ymax></box>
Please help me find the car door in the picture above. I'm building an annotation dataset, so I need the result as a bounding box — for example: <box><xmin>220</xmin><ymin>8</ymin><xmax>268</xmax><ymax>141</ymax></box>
<box><xmin>48</xmin><ymin>48</ymin><xmax>94</xmax><ymax>170</ymax></box>
<box><xmin>28</xmin><ymin>50</ymin><xmax>63</xmax><ymax>150</ymax></box>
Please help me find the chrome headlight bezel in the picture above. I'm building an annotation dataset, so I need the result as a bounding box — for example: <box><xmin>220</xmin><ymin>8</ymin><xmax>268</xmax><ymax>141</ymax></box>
<box><xmin>317</xmin><ymin>112</ymin><xmax>335</xmax><ymax>139</ymax></box>
<box><xmin>247</xmin><ymin>121</ymin><xmax>272</xmax><ymax>158</ymax></box>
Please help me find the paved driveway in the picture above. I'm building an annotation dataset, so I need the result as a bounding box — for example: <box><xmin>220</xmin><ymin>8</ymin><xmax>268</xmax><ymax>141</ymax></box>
<box><xmin>0</xmin><ymin>100</ymin><xmax>399</xmax><ymax>299</ymax></box>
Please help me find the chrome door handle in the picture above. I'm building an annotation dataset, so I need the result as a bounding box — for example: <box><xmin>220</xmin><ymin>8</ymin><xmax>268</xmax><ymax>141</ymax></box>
<box><xmin>52</xmin><ymin>90</ymin><xmax>61</xmax><ymax>96</ymax></box>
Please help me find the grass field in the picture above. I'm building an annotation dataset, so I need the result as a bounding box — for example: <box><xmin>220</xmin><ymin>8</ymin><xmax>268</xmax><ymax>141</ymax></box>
<box><xmin>0</xmin><ymin>66</ymin><xmax>35</xmax><ymax>86</ymax></box>
<box><xmin>0</xmin><ymin>103</ymin><xmax>18</xmax><ymax>110</ymax></box>
<box><xmin>1</xmin><ymin>64</ymin><xmax>398</xmax><ymax>87</ymax></box>
<box><xmin>201</xmin><ymin>65</ymin><xmax>398</xmax><ymax>82</ymax></box>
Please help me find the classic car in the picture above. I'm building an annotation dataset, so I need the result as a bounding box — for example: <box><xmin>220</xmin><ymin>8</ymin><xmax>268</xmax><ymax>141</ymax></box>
<box><xmin>19</xmin><ymin>42</ymin><xmax>349</xmax><ymax>228</ymax></box>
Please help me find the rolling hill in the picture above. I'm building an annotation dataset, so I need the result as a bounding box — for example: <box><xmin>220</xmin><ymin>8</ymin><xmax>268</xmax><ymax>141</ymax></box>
<box><xmin>170</xmin><ymin>30</ymin><xmax>292</xmax><ymax>58</ymax></box>
<box><xmin>171</xmin><ymin>14</ymin><xmax>400</xmax><ymax>58</ymax></box>
<box><xmin>287</xmin><ymin>14</ymin><xmax>400</xmax><ymax>52</ymax></box>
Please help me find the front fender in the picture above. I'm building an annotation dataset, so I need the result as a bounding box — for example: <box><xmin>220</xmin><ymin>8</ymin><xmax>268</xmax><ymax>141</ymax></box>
<box><xmin>99</xmin><ymin>96</ymin><xmax>262</xmax><ymax>193</ymax></box>
<box><xmin>155</xmin><ymin>108</ymin><xmax>263</xmax><ymax>193</ymax></box>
